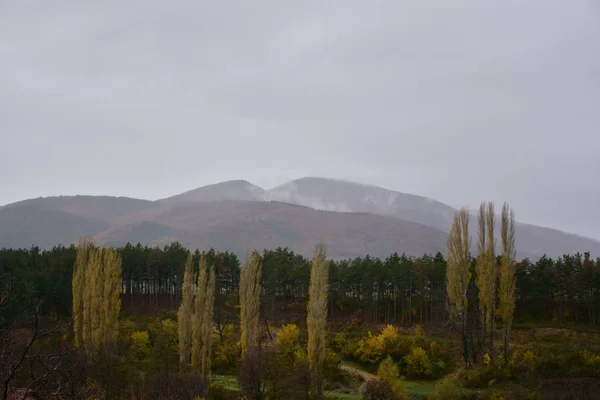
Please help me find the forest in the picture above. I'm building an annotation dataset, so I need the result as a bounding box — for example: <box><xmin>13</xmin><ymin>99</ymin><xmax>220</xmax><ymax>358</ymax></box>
<box><xmin>1</xmin><ymin>203</ymin><xmax>600</xmax><ymax>399</ymax></box>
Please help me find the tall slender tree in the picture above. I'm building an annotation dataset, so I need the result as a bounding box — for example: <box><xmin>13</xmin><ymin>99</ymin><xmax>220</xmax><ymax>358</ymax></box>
<box><xmin>177</xmin><ymin>253</ymin><xmax>194</xmax><ymax>369</ymax></box>
<box><xmin>192</xmin><ymin>255</ymin><xmax>208</xmax><ymax>371</ymax></box>
<box><xmin>73</xmin><ymin>243</ymin><xmax>122</xmax><ymax>358</ymax></box>
<box><xmin>307</xmin><ymin>241</ymin><xmax>329</xmax><ymax>398</ymax></box>
<box><xmin>499</xmin><ymin>203</ymin><xmax>516</xmax><ymax>363</ymax></box>
<box><xmin>201</xmin><ymin>267</ymin><xmax>216</xmax><ymax>385</ymax></box>
<box><xmin>72</xmin><ymin>238</ymin><xmax>90</xmax><ymax>348</ymax></box>
<box><xmin>101</xmin><ymin>247</ymin><xmax>122</xmax><ymax>355</ymax></box>
<box><xmin>239</xmin><ymin>251</ymin><xmax>262</xmax><ymax>359</ymax></box>
<box><xmin>446</xmin><ymin>208</ymin><xmax>472</xmax><ymax>367</ymax></box>
<box><xmin>476</xmin><ymin>202</ymin><xmax>496</xmax><ymax>360</ymax></box>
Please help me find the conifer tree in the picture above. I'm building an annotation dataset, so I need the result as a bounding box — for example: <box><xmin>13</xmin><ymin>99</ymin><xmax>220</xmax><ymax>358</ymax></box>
<box><xmin>446</xmin><ymin>208</ymin><xmax>472</xmax><ymax>367</ymax></box>
<box><xmin>239</xmin><ymin>250</ymin><xmax>262</xmax><ymax>359</ymax></box>
<box><xmin>177</xmin><ymin>253</ymin><xmax>194</xmax><ymax>369</ymax></box>
<box><xmin>307</xmin><ymin>241</ymin><xmax>329</xmax><ymax>398</ymax></box>
<box><xmin>499</xmin><ymin>203</ymin><xmax>516</xmax><ymax>363</ymax></box>
<box><xmin>476</xmin><ymin>201</ymin><xmax>496</xmax><ymax>360</ymax></box>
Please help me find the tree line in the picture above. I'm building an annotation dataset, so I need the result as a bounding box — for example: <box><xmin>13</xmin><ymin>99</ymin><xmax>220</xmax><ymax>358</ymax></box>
<box><xmin>1</xmin><ymin>237</ymin><xmax>600</xmax><ymax>328</ymax></box>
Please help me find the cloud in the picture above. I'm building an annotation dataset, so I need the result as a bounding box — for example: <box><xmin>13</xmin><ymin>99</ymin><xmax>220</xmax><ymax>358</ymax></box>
<box><xmin>1</xmin><ymin>0</ymin><xmax>599</xmax><ymax>239</ymax></box>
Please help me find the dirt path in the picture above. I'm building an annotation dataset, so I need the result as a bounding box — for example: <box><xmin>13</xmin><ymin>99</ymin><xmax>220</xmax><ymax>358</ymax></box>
<box><xmin>340</xmin><ymin>362</ymin><xmax>376</xmax><ymax>382</ymax></box>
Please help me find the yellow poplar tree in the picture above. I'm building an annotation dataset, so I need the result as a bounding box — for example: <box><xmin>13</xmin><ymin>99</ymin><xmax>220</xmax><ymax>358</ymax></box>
<box><xmin>191</xmin><ymin>255</ymin><xmax>208</xmax><ymax>370</ymax></box>
<box><xmin>239</xmin><ymin>250</ymin><xmax>262</xmax><ymax>359</ymax></box>
<box><xmin>177</xmin><ymin>253</ymin><xmax>194</xmax><ymax>369</ymax></box>
<box><xmin>72</xmin><ymin>238</ymin><xmax>91</xmax><ymax>347</ymax></box>
<box><xmin>101</xmin><ymin>247</ymin><xmax>122</xmax><ymax>354</ymax></box>
<box><xmin>446</xmin><ymin>208</ymin><xmax>472</xmax><ymax>367</ymax></box>
<box><xmin>307</xmin><ymin>241</ymin><xmax>329</xmax><ymax>397</ymax></box>
<box><xmin>201</xmin><ymin>267</ymin><xmax>216</xmax><ymax>384</ymax></box>
<box><xmin>499</xmin><ymin>203</ymin><xmax>516</xmax><ymax>363</ymax></box>
<box><xmin>476</xmin><ymin>201</ymin><xmax>496</xmax><ymax>360</ymax></box>
<box><xmin>73</xmin><ymin>242</ymin><xmax>122</xmax><ymax>358</ymax></box>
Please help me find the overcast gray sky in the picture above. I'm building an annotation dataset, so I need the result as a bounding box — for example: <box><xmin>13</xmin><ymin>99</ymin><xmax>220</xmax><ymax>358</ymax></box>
<box><xmin>1</xmin><ymin>0</ymin><xmax>599</xmax><ymax>239</ymax></box>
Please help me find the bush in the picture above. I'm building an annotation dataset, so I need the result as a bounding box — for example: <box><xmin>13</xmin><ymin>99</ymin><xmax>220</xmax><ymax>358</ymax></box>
<box><xmin>404</xmin><ymin>347</ymin><xmax>432</xmax><ymax>378</ymax></box>
<box><xmin>276</xmin><ymin>324</ymin><xmax>300</xmax><ymax>353</ymax></box>
<box><xmin>213</xmin><ymin>324</ymin><xmax>240</xmax><ymax>374</ymax></box>
<box><xmin>428</xmin><ymin>379</ymin><xmax>461</xmax><ymax>400</ymax></box>
<box><xmin>356</xmin><ymin>325</ymin><xmax>403</xmax><ymax>364</ymax></box>
<box><xmin>362</xmin><ymin>380</ymin><xmax>397</xmax><ymax>400</ymax></box>
<box><xmin>412</xmin><ymin>324</ymin><xmax>426</xmax><ymax>348</ymax></box>
<box><xmin>377</xmin><ymin>356</ymin><xmax>400</xmax><ymax>383</ymax></box>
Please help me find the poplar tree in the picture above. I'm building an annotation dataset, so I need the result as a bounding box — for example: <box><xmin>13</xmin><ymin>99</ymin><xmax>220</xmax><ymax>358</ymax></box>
<box><xmin>201</xmin><ymin>267</ymin><xmax>216</xmax><ymax>385</ymax></box>
<box><xmin>191</xmin><ymin>255</ymin><xmax>208</xmax><ymax>371</ymax></box>
<box><xmin>72</xmin><ymin>238</ymin><xmax>90</xmax><ymax>348</ymax></box>
<box><xmin>101</xmin><ymin>247</ymin><xmax>122</xmax><ymax>354</ymax></box>
<box><xmin>499</xmin><ymin>203</ymin><xmax>516</xmax><ymax>363</ymax></box>
<box><xmin>239</xmin><ymin>250</ymin><xmax>262</xmax><ymax>359</ymax></box>
<box><xmin>307</xmin><ymin>241</ymin><xmax>329</xmax><ymax>398</ymax></box>
<box><xmin>72</xmin><ymin>242</ymin><xmax>122</xmax><ymax>358</ymax></box>
<box><xmin>446</xmin><ymin>208</ymin><xmax>472</xmax><ymax>367</ymax></box>
<box><xmin>476</xmin><ymin>201</ymin><xmax>496</xmax><ymax>360</ymax></box>
<box><xmin>177</xmin><ymin>253</ymin><xmax>194</xmax><ymax>369</ymax></box>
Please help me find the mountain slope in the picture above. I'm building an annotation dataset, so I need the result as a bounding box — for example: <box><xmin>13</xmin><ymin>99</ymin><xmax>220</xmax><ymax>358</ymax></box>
<box><xmin>0</xmin><ymin>204</ymin><xmax>110</xmax><ymax>249</ymax></box>
<box><xmin>93</xmin><ymin>201</ymin><xmax>448</xmax><ymax>259</ymax></box>
<box><xmin>2</xmin><ymin>195</ymin><xmax>156</xmax><ymax>223</ymax></box>
<box><xmin>1</xmin><ymin>177</ymin><xmax>599</xmax><ymax>259</ymax></box>
<box><xmin>266</xmin><ymin>177</ymin><xmax>600</xmax><ymax>259</ymax></box>
<box><xmin>157</xmin><ymin>180</ymin><xmax>266</xmax><ymax>205</ymax></box>
<box><xmin>267</xmin><ymin>177</ymin><xmax>455</xmax><ymax>231</ymax></box>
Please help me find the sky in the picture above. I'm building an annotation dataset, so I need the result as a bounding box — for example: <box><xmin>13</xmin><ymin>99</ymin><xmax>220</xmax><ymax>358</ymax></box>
<box><xmin>1</xmin><ymin>0</ymin><xmax>599</xmax><ymax>240</ymax></box>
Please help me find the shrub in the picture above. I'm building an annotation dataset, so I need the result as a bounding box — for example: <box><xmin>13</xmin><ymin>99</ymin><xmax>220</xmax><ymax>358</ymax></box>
<box><xmin>129</xmin><ymin>330</ymin><xmax>151</xmax><ymax>361</ymax></box>
<box><xmin>412</xmin><ymin>324</ymin><xmax>426</xmax><ymax>348</ymax></box>
<box><xmin>404</xmin><ymin>347</ymin><xmax>432</xmax><ymax>378</ymax></box>
<box><xmin>428</xmin><ymin>378</ymin><xmax>461</xmax><ymax>400</ymax></box>
<box><xmin>356</xmin><ymin>325</ymin><xmax>402</xmax><ymax>364</ymax></box>
<box><xmin>362</xmin><ymin>380</ymin><xmax>397</xmax><ymax>400</ymax></box>
<box><xmin>377</xmin><ymin>356</ymin><xmax>400</xmax><ymax>383</ymax></box>
<box><xmin>213</xmin><ymin>324</ymin><xmax>240</xmax><ymax>374</ymax></box>
<box><xmin>276</xmin><ymin>324</ymin><xmax>300</xmax><ymax>353</ymax></box>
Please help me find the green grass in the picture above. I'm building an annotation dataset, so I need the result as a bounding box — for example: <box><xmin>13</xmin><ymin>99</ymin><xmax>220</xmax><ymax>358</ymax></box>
<box><xmin>211</xmin><ymin>374</ymin><xmax>240</xmax><ymax>391</ymax></box>
<box><xmin>324</xmin><ymin>391</ymin><xmax>361</xmax><ymax>399</ymax></box>
<box><xmin>404</xmin><ymin>380</ymin><xmax>437</xmax><ymax>397</ymax></box>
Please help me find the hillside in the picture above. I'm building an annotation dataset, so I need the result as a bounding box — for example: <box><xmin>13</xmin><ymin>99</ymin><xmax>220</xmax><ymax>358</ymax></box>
<box><xmin>266</xmin><ymin>177</ymin><xmax>600</xmax><ymax>259</ymax></box>
<box><xmin>93</xmin><ymin>201</ymin><xmax>448</xmax><ymax>259</ymax></box>
<box><xmin>0</xmin><ymin>204</ymin><xmax>110</xmax><ymax>249</ymax></box>
<box><xmin>1</xmin><ymin>177</ymin><xmax>599</xmax><ymax>259</ymax></box>
<box><xmin>267</xmin><ymin>177</ymin><xmax>456</xmax><ymax>231</ymax></box>
<box><xmin>157</xmin><ymin>180</ymin><xmax>266</xmax><ymax>205</ymax></box>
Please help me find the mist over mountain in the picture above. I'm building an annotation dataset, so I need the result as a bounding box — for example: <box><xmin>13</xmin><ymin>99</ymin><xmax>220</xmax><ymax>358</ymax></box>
<box><xmin>1</xmin><ymin>177</ymin><xmax>599</xmax><ymax>260</ymax></box>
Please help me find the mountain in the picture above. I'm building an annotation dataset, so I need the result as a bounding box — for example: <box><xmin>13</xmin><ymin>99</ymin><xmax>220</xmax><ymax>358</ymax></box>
<box><xmin>266</xmin><ymin>177</ymin><xmax>600</xmax><ymax>259</ymax></box>
<box><xmin>158</xmin><ymin>180</ymin><xmax>266</xmax><ymax>205</ymax></box>
<box><xmin>0</xmin><ymin>204</ymin><xmax>110</xmax><ymax>249</ymax></box>
<box><xmin>2</xmin><ymin>195</ymin><xmax>157</xmax><ymax>223</ymax></box>
<box><xmin>93</xmin><ymin>200</ymin><xmax>447</xmax><ymax>259</ymax></box>
<box><xmin>1</xmin><ymin>177</ymin><xmax>599</xmax><ymax>259</ymax></box>
<box><xmin>267</xmin><ymin>177</ymin><xmax>455</xmax><ymax>231</ymax></box>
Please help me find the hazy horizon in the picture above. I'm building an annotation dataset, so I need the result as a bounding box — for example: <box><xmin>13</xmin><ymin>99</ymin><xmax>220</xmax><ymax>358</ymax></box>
<box><xmin>1</xmin><ymin>0</ymin><xmax>599</xmax><ymax>240</ymax></box>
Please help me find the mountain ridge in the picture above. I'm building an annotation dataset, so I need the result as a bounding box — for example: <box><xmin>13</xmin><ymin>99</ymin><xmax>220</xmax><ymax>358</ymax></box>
<box><xmin>1</xmin><ymin>177</ymin><xmax>598</xmax><ymax>260</ymax></box>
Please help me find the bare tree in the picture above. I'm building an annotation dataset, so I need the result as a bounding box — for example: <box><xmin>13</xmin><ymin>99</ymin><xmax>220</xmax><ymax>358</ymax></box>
<box><xmin>1</xmin><ymin>285</ymin><xmax>88</xmax><ymax>400</ymax></box>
